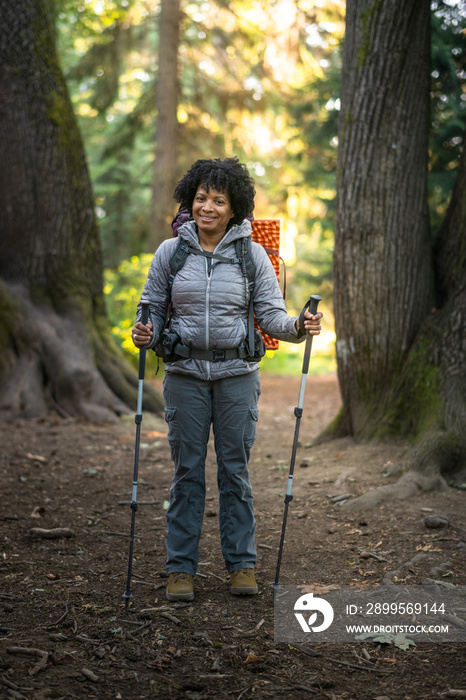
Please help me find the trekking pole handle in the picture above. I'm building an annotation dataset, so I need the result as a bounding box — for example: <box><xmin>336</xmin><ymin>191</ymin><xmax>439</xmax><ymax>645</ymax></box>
<box><xmin>140</xmin><ymin>300</ymin><xmax>150</xmax><ymax>326</ymax></box>
<box><xmin>138</xmin><ymin>301</ymin><xmax>150</xmax><ymax>383</ymax></box>
<box><xmin>298</xmin><ymin>294</ymin><xmax>322</xmax><ymax>335</ymax></box>
<box><xmin>300</xmin><ymin>295</ymin><xmax>322</xmax><ymax>375</ymax></box>
<box><xmin>308</xmin><ymin>294</ymin><xmax>322</xmax><ymax>316</ymax></box>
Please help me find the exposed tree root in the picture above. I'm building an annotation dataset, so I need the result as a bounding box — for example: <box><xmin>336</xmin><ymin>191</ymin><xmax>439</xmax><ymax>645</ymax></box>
<box><xmin>342</xmin><ymin>470</ymin><xmax>449</xmax><ymax>512</ymax></box>
<box><xmin>0</xmin><ymin>282</ymin><xmax>163</xmax><ymax>421</ymax></box>
<box><xmin>342</xmin><ymin>429</ymin><xmax>465</xmax><ymax>512</ymax></box>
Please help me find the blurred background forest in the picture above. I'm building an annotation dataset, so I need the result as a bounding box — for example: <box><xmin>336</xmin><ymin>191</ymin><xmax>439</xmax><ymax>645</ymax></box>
<box><xmin>53</xmin><ymin>0</ymin><xmax>465</xmax><ymax>374</ymax></box>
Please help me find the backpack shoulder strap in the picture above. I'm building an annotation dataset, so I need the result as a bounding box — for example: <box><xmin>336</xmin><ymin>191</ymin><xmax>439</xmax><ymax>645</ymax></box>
<box><xmin>158</xmin><ymin>239</ymin><xmax>192</xmax><ymax>331</ymax></box>
<box><xmin>235</xmin><ymin>237</ymin><xmax>256</xmax><ymax>356</ymax></box>
<box><xmin>168</xmin><ymin>238</ymin><xmax>191</xmax><ymax>283</ymax></box>
<box><xmin>235</xmin><ymin>236</ymin><xmax>256</xmax><ymax>282</ymax></box>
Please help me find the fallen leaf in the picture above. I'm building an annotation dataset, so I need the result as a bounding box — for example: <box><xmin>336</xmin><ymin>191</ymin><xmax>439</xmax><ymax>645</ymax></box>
<box><xmin>243</xmin><ymin>651</ymin><xmax>261</xmax><ymax>665</ymax></box>
<box><xmin>355</xmin><ymin>632</ymin><xmax>415</xmax><ymax>650</ymax></box>
<box><xmin>416</xmin><ymin>543</ymin><xmax>442</xmax><ymax>552</ymax></box>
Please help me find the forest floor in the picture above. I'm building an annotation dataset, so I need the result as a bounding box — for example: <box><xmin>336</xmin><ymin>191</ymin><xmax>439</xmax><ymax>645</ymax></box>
<box><xmin>1</xmin><ymin>372</ymin><xmax>465</xmax><ymax>700</ymax></box>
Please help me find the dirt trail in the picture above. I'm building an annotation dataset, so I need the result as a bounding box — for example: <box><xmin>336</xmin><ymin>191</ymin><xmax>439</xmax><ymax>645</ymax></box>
<box><xmin>1</xmin><ymin>373</ymin><xmax>465</xmax><ymax>699</ymax></box>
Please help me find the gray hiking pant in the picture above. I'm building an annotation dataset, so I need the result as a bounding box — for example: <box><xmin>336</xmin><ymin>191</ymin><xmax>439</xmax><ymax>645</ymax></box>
<box><xmin>163</xmin><ymin>370</ymin><xmax>261</xmax><ymax>576</ymax></box>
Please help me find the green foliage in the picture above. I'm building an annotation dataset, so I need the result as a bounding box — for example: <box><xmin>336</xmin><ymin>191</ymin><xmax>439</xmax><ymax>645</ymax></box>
<box><xmin>104</xmin><ymin>253</ymin><xmax>153</xmax><ymax>359</ymax></box>
<box><xmin>56</xmin><ymin>0</ymin><xmax>346</xmax><ymax>275</ymax></box>
<box><xmin>55</xmin><ymin>0</ymin><xmax>466</xmax><ymax>361</ymax></box>
<box><xmin>261</xmin><ymin>346</ymin><xmax>336</xmax><ymax>376</ymax></box>
<box><xmin>430</xmin><ymin>0</ymin><xmax>466</xmax><ymax>234</ymax></box>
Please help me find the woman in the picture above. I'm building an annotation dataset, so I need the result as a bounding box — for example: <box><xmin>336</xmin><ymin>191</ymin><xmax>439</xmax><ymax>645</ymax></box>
<box><xmin>132</xmin><ymin>157</ymin><xmax>322</xmax><ymax>601</ymax></box>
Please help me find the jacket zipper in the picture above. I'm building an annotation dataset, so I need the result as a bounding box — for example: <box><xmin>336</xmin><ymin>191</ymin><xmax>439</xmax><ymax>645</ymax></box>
<box><xmin>205</xmin><ymin>257</ymin><xmax>212</xmax><ymax>380</ymax></box>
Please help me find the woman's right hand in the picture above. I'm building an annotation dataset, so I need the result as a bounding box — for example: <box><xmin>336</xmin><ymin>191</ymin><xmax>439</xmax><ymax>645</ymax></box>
<box><xmin>132</xmin><ymin>321</ymin><xmax>153</xmax><ymax>347</ymax></box>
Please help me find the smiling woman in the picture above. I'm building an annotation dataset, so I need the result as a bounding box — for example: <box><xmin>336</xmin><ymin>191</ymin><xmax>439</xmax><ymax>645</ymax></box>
<box><xmin>192</xmin><ymin>187</ymin><xmax>235</xmax><ymax>251</ymax></box>
<box><xmin>130</xmin><ymin>156</ymin><xmax>323</xmax><ymax>604</ymax></box>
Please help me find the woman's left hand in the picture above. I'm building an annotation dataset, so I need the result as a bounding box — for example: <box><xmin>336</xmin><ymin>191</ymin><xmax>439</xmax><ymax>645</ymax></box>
<box><xmin>296</xmin><ymin>311</ymin><xmax>323</xmax><ymax>335</ymax></box>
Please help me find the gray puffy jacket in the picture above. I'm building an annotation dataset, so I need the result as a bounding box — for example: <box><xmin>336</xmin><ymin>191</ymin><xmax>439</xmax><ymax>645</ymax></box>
<box><xmin>138</xmin><ymin>218</ymin><xmax>303</xmax><ymax>381</ymax></box>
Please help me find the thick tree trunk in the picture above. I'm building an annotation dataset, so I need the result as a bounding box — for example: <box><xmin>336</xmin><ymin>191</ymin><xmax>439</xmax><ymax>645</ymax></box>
<box><xmin>0</xmin><ymin>0</ymin><xmax>163</xmax><ymax>421</ymax></box>
<box><xmin>149</xmin><ymin>0</ymin><xmax>181</xmax><ymax>250</ymax></box>
<box><xmin>331</xmin><ymin>0</ymin><xmax>466</xmax><ymax>509</ymax></box>
<box><xmin>333</xmin><ymin>0</ymin><xmax>434</xmax><ymax>438</ymax></box>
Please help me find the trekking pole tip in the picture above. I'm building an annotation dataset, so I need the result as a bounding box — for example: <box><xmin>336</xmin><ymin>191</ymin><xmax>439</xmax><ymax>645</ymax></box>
<box><xmin>122</xmin><ymin>590</ymin><xmax>133</xmax><ymax>613</ymax></box>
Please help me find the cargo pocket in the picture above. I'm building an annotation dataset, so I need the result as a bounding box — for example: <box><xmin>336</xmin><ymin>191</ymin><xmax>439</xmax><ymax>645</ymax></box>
<box><xmin>164</xmin><ymin>406</ymin><xmax>179</xmax><ymax>458</ymax></box>
<box><xmin>244</xmin><ymin>407</ymin><xmax>259</xmax><ymax>450</ymax></box>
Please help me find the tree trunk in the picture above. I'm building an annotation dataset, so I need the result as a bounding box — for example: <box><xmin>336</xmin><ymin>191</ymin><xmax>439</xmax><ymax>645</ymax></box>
<box><xmin>330</xmin><ymin>0</ymin><xmax>466</xmax><ymax>509</ymax></box>
<box><xmin>333</xmin><ymin>0</ymin><xmax>434</xmax><ymax>439</ymax></box>
<box><xmin>0</xmin><ymin>0</ymin><xmax>163</xmax><ymax>421</ymax></box>
<box><xmin>149</xmin><ymin>0</ymin><xmax>181</xmax><ymax>250</ymax></box>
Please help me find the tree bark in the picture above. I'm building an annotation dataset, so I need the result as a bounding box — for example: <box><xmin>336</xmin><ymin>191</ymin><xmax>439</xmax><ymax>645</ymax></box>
<box><xmin>331</xmin><ymin>0</ymin><xmax>466</xmax><ymax>507</ymax></box>
<box><xmin>149</xmin><ymin>0</ymin><xmax>181</xmax><ymax>250</ymax></box>
<box><xmin>0</xmin><ymin>0</ymin><xmax>163</xmax><ymax>421</ymax></box>
<box><xmin>333</xmin><ymin>0</ymin><xmax>434</xmax><ymax>438</ymax></box>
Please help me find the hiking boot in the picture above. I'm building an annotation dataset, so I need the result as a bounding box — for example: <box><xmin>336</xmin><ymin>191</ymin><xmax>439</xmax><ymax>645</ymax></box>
<box><xmin>166</xmin><ymin>572</ymin><xmax>194</xmax><ymax>601</ymax></box>
<box><xmin>230</xmin><ymin>569</ymin><xmax>258</xmax><ymax>595</ymax></box>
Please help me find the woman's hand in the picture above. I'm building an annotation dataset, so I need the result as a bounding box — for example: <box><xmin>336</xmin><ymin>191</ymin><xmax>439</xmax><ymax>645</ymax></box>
<box><xmin>296</xmin><ymin>311</ymin><xmax>323</xmax><ymax>336</ymax></box>
<box><xmin>132</xmin><ymin>321</ymin><xmax>153</xmax><ymax>347</ymax></box>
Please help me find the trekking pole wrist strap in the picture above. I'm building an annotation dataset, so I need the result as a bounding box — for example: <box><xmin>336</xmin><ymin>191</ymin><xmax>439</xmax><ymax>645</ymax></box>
<box><xmin>297</xmin><ymin>294</ymin><xmax>322</xmax><ymax>337</ymax></box>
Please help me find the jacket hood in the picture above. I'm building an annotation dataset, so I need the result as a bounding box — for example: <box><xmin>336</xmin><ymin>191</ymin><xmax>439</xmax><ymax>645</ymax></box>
<box><xmin>178</xmin><ymin>219</ymin><xmax>252</xmax><ymax>252</ymax></box>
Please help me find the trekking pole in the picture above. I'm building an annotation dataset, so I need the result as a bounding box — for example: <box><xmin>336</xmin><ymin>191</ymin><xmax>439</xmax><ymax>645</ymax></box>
<box><xmin>123</xmin><ymin>300</ymin><xmax>150</xmax><ymax>613</ymax></box>
<box><xmin>273</xmin><ymin>294</ymin><xmax>322</xmax><ymax>590</ymax></box>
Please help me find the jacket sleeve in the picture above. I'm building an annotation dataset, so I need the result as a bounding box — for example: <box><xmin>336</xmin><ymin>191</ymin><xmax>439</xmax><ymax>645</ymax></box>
<box><xmin>251</xmin><ymin>242</ymin><xmax>303</xmax><ymax>344</ymax></box>
<box><xmin>136</xmin><ymin>240</ymin><xmax>176</xmax><ymax>350</ymax></box>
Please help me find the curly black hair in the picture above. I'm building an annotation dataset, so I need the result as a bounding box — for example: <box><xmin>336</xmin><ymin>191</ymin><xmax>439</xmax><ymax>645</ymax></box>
<box><xmin>173</xmin><ymin>157</ymin><xmax>255</xmax><ymax>226</ymax></box>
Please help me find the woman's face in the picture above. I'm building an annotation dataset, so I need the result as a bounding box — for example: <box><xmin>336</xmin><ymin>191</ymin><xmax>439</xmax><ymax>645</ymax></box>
<box><xmin>192</xmin><ymin>186</ymin><xmax>234</xmax><ymax>240</ymax></box>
